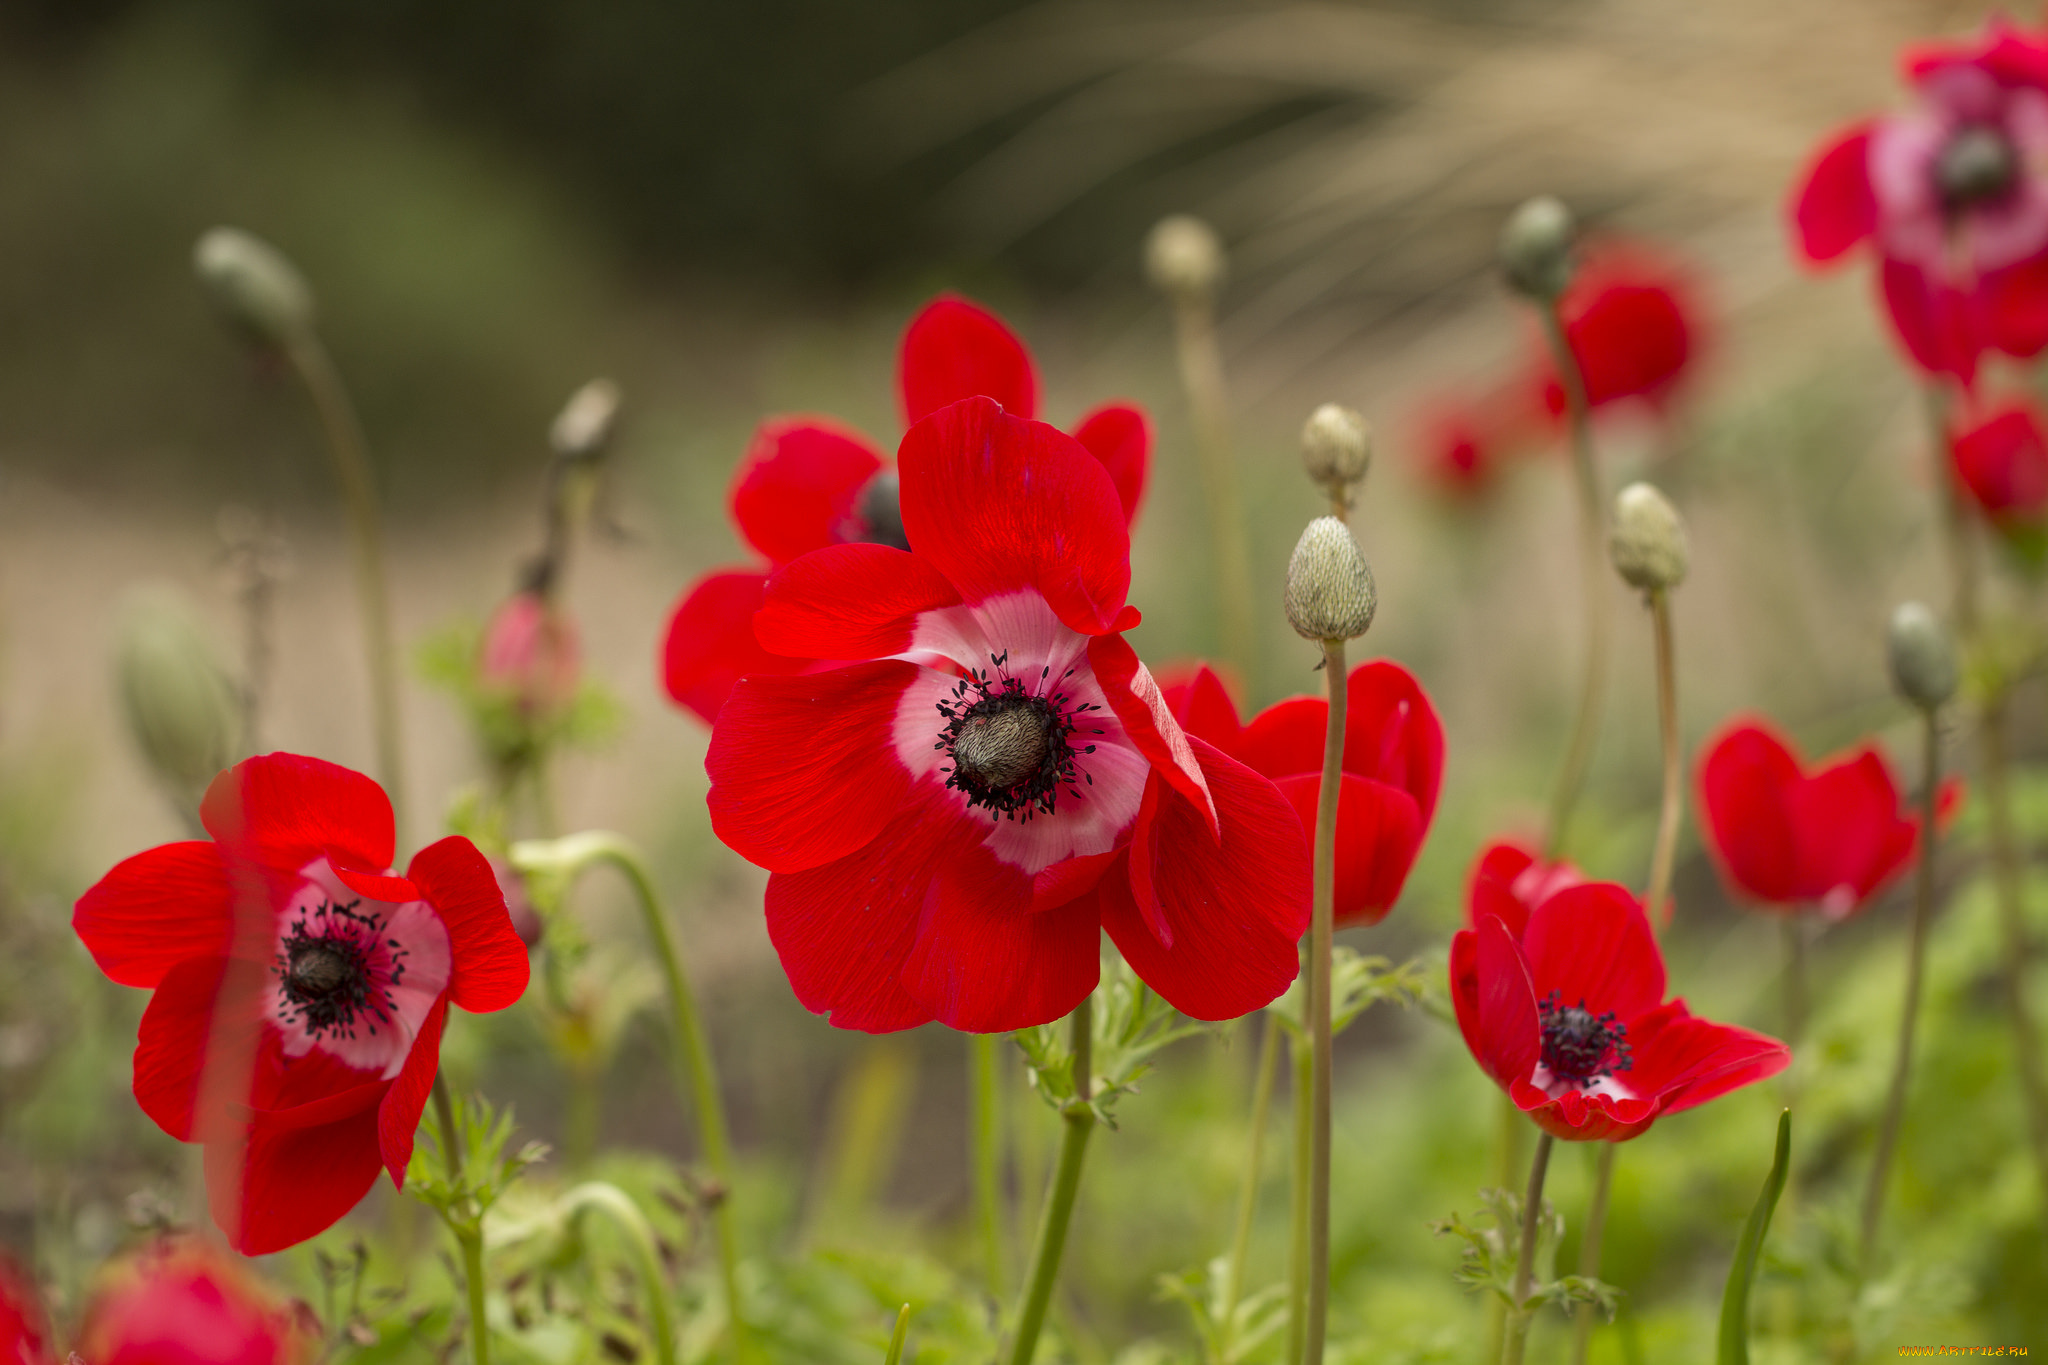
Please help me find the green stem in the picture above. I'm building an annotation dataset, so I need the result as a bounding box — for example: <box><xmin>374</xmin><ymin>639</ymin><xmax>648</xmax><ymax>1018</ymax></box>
<box><xmin>1781</xmin><ymin>916</ymin><xmax>1807</xmax><ymax>1054</ymax></box>
<box><xmin>1170</xmin><ymin>295</ymin><xmax>1256</xmax><ymax>678</ymax></box>
<box><xmin>458</xmin><ymin>1222</ymin><xmax>490</xmax><ymax>1365</ymax></box>
<box><xmin>433</xmin><ymin>1075</ymin><xmax>464</xmax><ymax>1181</ymax></box>
<box><xmin>1006</xmin><ymin>1000</ymin><xmax>1096</xmax><ymax>1365</ymax></box>
<box><xmin>559</xmin><ymin>1183</ymin><xmax>679</xmax><ymax>1365</ymax></box>
<box><xmin>1217</xmin><ymin>1014</ymin><xmax>1281</xmax><ymax>1362</ymax></box>
<box><xmin>1644</xmin><ymin>589</ymin><xmax>1681</xmax><ymax>925</ymax></box>
<box><xmin>1501</xmin><ymin>1131</ymin><xmax>1555</xmax><ymax>1365</ymax></box>
<box><xmin>283</xmin><ymin>332</ymin><xmax>404</xmax><ymax>836</ymax></box>
<box><xmin>1482</xmin><ymin>1092</ymin><xmax>1526</xmax><ymax>1364</ymax></box>
<box><xmin>1303</xmin><ymin>638</ymin><xmax>1347</xmax><ymax>1365</ymax></box>
<box><xmin>1285</xmin><ymin>1025</ymin><xmax>1311</xmax><ymax>1365</ymax></box>
<box><xmin>1569</xmin><ymin>1144</ymin><xmax>1617</xmax><ymax>1365</ymax></box>
<box><xmin>1980</xmin><ymin>694</ymin><xmax>2048</xmax><ymax>1228</ymax></box>
<box><xmin>971</xmin><ymin>1033</ymin><xmax>1009</xmax><ymax>1298</ymax></box>
<box><xmin>1537</xmin><ymin>305</ymin><xmax>1608</xmax><ymax>859</ymax></box>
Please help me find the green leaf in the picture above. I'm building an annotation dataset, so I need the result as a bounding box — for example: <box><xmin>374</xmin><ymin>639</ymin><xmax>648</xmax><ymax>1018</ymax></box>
<box><xmin>1718</xmin><ymin>1109</ymin><xmax>1792</xmax><ymax>1365</ymax></box>
<box><xmin>882</xmin><ymin>1303</ymin><xmax>911</xmax><ymax>1365</ymax></box>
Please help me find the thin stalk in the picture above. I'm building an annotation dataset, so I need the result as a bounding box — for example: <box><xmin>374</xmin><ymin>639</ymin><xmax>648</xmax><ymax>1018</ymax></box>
<box><xmin>971</xmin><ymin>1033</ymin><xmax>1009</xmax><ymax>1298</ymax></box>
<box><xmin>1285</xmin><ymin>1027</ymin><xmax>1311</xmax><ymax>1365</ymax></box>
<box><xmin>1644</xmin><ymin>589</ymin><xmax>1682</xmax><ymax>925</ymax></box>
<box><xmin>458</xmin><ymin>1222</ymin><xmax>490</xmax><ymax>1365</ymax></box>
<box><xmin>1501</xmin><ymin>1131</ymin><xmax>1556</xmax><ymax>1365</ymax></box>
<box><xmin>1169</xmin><ymin>294</ymin><xmax>1256</xmax><ymax>676</ymax></box>
<box><xmin>1975</xmin><ymin>698</ymin><xmax>2048</xmax><ymax>1217</ymax></box>
<box><xmin>1006</xmin><ymin>999</ymin><xmax>1096</xmax><ymax>1365</ymax></box>
<box><xmin>1781</xmin><ymin>916</ymin><xmax>1807</xmax><ymax>1051</ymax></box>
<box><xmin>1538</xmin><ymin>305</ymin><xmax>1609</xmax><ymax>859</ymax></box>
<box><xmin>559</xmin><ymin>1183</ymin><xmax>679</xmax><ymax>1365</ymax></box>
<box><xmin>1217</xmin><ymin>1015</ymin><xmax>1281</xmax><ymax>1362</ymax></box>
<box><xmin>1482</xmin><ymin>1093</ymin><xmax>1526</xmax><ymax>1364</ymax></box>
<box><xmin>1860</xmin><ymin>710</ymin><xmax>1942</xmax><ymax>1269</ymax></box>
<box><xmin>282</xmin><ymin>332</ymin><xmax>404</xmax><ymax>834</ymax></box>
<box><xmin>431</xmin><ymin>1077</ymin><xmax>488</xmax><ymax>1365</ymax></box>
<box><xmin>433</xmin><ymin>1076</ymin><xmax>465</xmax><ymax>1181</ymax></box>
<box><xmin>1569</xmin><ymin>1144</ymin><xmax>1617</xmax><ymax>1365</ymax></box>
<box><xmin>1303</xmin><ymin>637</ymin><xmax>1347</xmax><ymax>1365</ymax></box>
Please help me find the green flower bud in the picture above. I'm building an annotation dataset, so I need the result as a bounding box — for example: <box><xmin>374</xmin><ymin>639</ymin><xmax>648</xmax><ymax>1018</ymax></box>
<box><xmin>1499</xmin><ymin>195</ymin><xmax>1575</xmax><ymax>301</ymax></box>
<box><xmin>115</xmin><ymin>585</ymin><xmax>240</xmax><ymax>802</ymax></box>
<box><xmin>550</xmin><ymin>378</ymin><xmax>622</xmax><ymax>460</ymax></box>
<box><xmin>192</xmin><ymin>227</ymin><xmax>315</xmax><ymax>348</ymax></box>
<box><xmin>1609</xmin><ymin>482</ymin><xmax>1689</xmax><ymax>591</ymax></box>
<box><xmin>1888</xmin><ymin>601</ymin><xmax>1957</xmax><ymax>710</ymax></box>
<box><xmin>1301</xmin><ymin>403</ymin><xmax>1371</xmax><ymax>495</ymax></box>
<box><xmin>1144</xmin><ymin>214</ymin><xmax>1226</xmax><ymax>303</ymax></box>
<box><xmin>1285</xmin><ymin>516</ymin><xmax>1377</xmax><ymax>642</ymax></box>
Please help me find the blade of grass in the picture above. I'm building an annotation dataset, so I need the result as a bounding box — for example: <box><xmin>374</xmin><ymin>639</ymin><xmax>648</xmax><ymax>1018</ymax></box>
<box><xmin>883</xmin><ymin>1304</ymin><xmax>911</xmax><ymax>1365</ymax></box>
<box><xmin>1717</xmin><ymin>1110</ymin><xmax>1791</xmax><ymax>1365</ymax></box>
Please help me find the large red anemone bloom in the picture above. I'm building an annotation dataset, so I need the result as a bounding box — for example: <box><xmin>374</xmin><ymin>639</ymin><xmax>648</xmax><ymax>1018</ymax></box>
<box><xmin>1538</xmin><ymin>245</ymin><xmax>1699</xmax><ymax>416</ymax></box>
<box><xmin>77</xmin><ymin>1239</ymin><xmax>311</xmax><ymax>1365</ymax></box>
<box><xmin>705</xmin><ymin>396</ymin><xmax>1309</xmax><ymax>1033</ymax></box>
<box><xmin>663</xmin><ymin>295</ymin><xmax>1153</xmax><ymax>724</ymax></box>
<box><xmin>1163</xmin><ymin>662</ymin><xmax>1443</xmax><ymax>927</ymax></box>
<box><xmin>1698</xmin><ymin>718</ymin><xmax>1952</xmax><ymax>920</ymax></box>
<box><xmin>72</xmin><ymin>755</ymin><xmax>530</xmax><ymax>1253</ymax></box>
<box><xmin>1452</xmin><ymin>883</ymin><xmax>1790</xmax><ymax>1141</ymax></box>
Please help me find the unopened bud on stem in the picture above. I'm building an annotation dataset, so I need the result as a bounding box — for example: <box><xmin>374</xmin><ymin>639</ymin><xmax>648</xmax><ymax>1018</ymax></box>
<box><xmin>193</xmin><ymin>227</ymin><xmax>314</xmax><ymax>349</ymax></box>
<box><xmin>1609</xmin><ymin>482</ymin><xmax>1689</xmax><ymax>591</ymax></box>
<box><xmin>1285</xmin><ymin>516</ymin><xmax>1377</xmax><ymax>642</ymax></box>
<box><xmin>115</xmin><ymin>585</ymin><xmax>240</xmax><ymax>802</ymax></box>
<box><xmin>1144</xmin><ymin>215</ymin><xmax>1226</xmax><ymax>304</ymax></box>
<box><xmin>1499</xmin><ymin>196</ymin><xmax>1575</xmax><ymax>301</ymax></box>
<box><xmin>1301</xmin><ymin>404</ymin><xmax>1371</xmax><ymax>500</ymax></box>
<box><xmin>551</xmin><ymin>379</ymin><xmax>622</xmax><ymax>460</ymax></box>
<box><xmin>1888</xmin><ymin>601</ymin><xmax>1957</xmax><ymax>709</ymax></box>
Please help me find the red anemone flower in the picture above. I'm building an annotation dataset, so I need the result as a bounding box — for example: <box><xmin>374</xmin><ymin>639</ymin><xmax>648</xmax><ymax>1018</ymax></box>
<box><xmin>1951</xmin><ymin>398</ymin><xmax>2048</xmax><ymax>536</ymax></box>
<box><xmin>1537</xmin><ymin>245</ymin><xmax>1700</xmax><ymax>416</ymax></box>
<box><xmin>1466</xmin><ymin>839</ymin><xmax>1583</xmax><ymax>940</ymax></box>
<box><xmin>1162</xmin><ymin>661</ymin><xmax>1443</xmax><ymax>927</ymax></box>
<box><xmin>663</xmin><ymin>295</ymin><xmax>1153</xmax><ymax>724</ymax></box>
<box><xmin>77</xmin><ymin>1238</ymin><xmax>312</xmax><ymax>1365</ymax></box>
<box><xmin>1698</xmin><ymin>718</ymin><xmax>1954</xmax><ymax>920</ymax></box>
<box><xmin>1452</xmin><ymin>882</ymin><xmax>1790</xmax><ymax>1141</ymax></box>
<box><xmin>0</xmin><ymin>1255</ymin><xmax>54</xmax><ymax>1365</ymax></box>
<box><xmin>1790</xmin><ymin>18</ymin><xmax>2048</xmax><ymax>384</ymax></box>
<box><xmin>479</xmin><ymin>589</ymin><xmax>580</xmax><ymax>720</ymax></box>
<box><xmin>72</xmin><ymin>755</ymin><xmax>530</xmax><ymax>1253</ymax></box>
<box><xmin>705</xmin><ymin>396</ymin><xmax>1309</xmax><ymax>1033</ymax></box>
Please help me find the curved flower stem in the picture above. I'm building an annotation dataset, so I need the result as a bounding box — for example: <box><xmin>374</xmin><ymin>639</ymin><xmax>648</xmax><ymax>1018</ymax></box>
<box><xmin>1303</xmin><ymin>637</ymin><xmax>1347</xmax><ymax>1365</ymax></box>
<box><xmin>1285</xmin><ymin>1025</ymin><xmax>1311</xmax><ymax>1365</ymax></box>
<box><xmin>458</xmin><ymin>1221</ymin><xmax>490</xmax><ymax>1365</ymax></box>
<box><xmin>1781</xmin><ymin>917</ymin><xmax>1807</xmax><ymax>1053</ymax></box>
<box><xmin>281</xmin><ymin>332</ymin><xmax>405</xmax><ymax>837</ymax></box>
<box><xmin>1643</xmin><ymin>588</ymin><xmax>1682</xmax><ymax>926</ymax></box>
<box><xmin>559</xmin><ymin>1183</ymin><xmax>679</xmax><ymax>1365</ymax></box>
<box><xmin>1006</xmin><ymin>998</ymin><xmax>1095</xmax><ymax>1365</ymax></box>
<box><xmin>1502</xmin><ymin>1130</ymin><xmax>1555</xmax><ymax>1365</ymax></box>
<box><xmin>1481</xmin><ymin>1092</ymin><xmax>1526</xmax><ymax>1364</ymax></box>
<box><xmin>970</xmin><ymin>1033</ymin><xmax>1009</xmax><ymax>1298</ymax></box>
<box><xmin>1860</xmin><ymin>708</ymin><xmax>1942</xmax><ymax>1271</ymax></box>
<box><xmin>1217</xmin><ymin>1014</ymin><xmax>1280</xmax><ymax>1363</ymax></box>
<box><xmin>511</xmin><ymin>833</ymin><xmax>745</xmax><ymax>1361</ymax></box>
<box><xmin>1537</xmin><ymin>306</ymin><xmax>1608</xmax><ymax>859</ymax></box>
<box><xmin>429</xmin><ymin>1077</ymin><xmax>489</xmax><ymax>1365</ymax></box>
<box><xmin>1168</xmin><ymin>293</ymin><xmax>1256</xmax><ymax>677</ymax></box>
<box><xmin>1568</xmin><ymin>1143</ymin><xmax>1616</xmax><ymax>1365</ymax></box>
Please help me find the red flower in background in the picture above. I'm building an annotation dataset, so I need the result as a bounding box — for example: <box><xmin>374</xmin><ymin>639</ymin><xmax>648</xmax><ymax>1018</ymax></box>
<box><xmin>706</xmin><ymin>397</ymin><xmax>1308</xmax><ymax>1033</ymax></box>
<box><xmin>1163</xmin><ymin>662</ymin><xmax>1443</xmax><ymax>926</ymax></box>
<box><xmin>1452</xmin><ymin>883</ymin><xmax>1790</xmax><ymax>1141</ymax></box>
<box><xmin>1466</xmin><ymin>839</ymin><xmax>1583</xmax><ymax>940</ymax></box>
<box><xmin>663</xmin><ymin>295</ymin><xmax>1152</xmax><ymax>723</ymax></box>
<box><xmin>1539</xmin><ymin>246</ymin><xmax>1699</xmax><ymax>416</ymax></box>
<box><xmin>0</xmin><ymin>1255</ymin><xmax>54</xmax><ymax>1365</ymax></box>
<box><xmin>1698</xmin><ymin>719</ymin><xmax>1954</xmax><ymax>920</ymax></box>
<box><xmin>72</xmin><ymin>755</ymin><xmax>530</xmax><ymax>1253</ymax></box>
<box><xmin>77</xmin><ymin>1239</ymin><xmax>311</xmax><ymax>1365</ymax></box>
<box><xmin>1951</xmin><ymin>400</ymin><xmax>2048</xmax><ymax>534</ymax></box>
<box><xmin>479</xmin><ymin>589</ymin><xmax>580</xmax><ymax>719</ymax></box>
<box><xmin>1791</xmin><ymin>18</ymin><xmax>2048</xmax><ymax>384</ymax></box>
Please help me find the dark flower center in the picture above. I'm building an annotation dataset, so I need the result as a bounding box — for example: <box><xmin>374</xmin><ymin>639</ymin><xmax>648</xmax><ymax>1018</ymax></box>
<box><xmin>1937</xmin><ymin>124</ymin><xmax>2018</xmax><ymax>209</ymax></box>
<box><xmin>843</xmin><ymin>470</ymin><xmax>910</xmax><ymax>552</ymax></box>
<box><xmin>935</xmin><ymin>653</ymin><xmax>1104</xmax><ymax>821</ymax></box>
<box><xmin>1537</xmin><ymin>991</ymin><xmax>1632</xmax><ymax>1089</ymax></box>
<box><xmin>274</xmin><ymin>898</ymin><xmax>407</xmax><ymax>1041</ymax></box>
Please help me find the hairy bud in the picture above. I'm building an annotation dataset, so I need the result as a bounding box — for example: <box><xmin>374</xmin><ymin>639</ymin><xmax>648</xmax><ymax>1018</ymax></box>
<box><xmin>1144</xmin><ymin>215</ymin><xmax>1226</xmax><ymax>303</ymax></box>
<box><xmin>1498</xmin><ymin>196</ymin><xmax>1575</xmax><ymax>301</ymax></box>
<box><xmin>1609</xmin><ymin>482</ymin><xmax>1689</xmax><ymax>591</ymax></box>
<box><xmin>1888</xmin><ymin>601</ymin><xmax>1957</xmax><ymax>710</ymax></box>
<box><xmin>1301</xmin><ymin>403</ymin><xmax>1371</xmax><ymax>496</ymax></box>
<box><xmin>1285</xmin><ymin>516</ymin><xmax>1377</xmax><ymax>642</ymax></box>
<box><xmin>115</xmin><ymin>585</ymin><xmax>239</xmax><ymax>803</ymax></box>
<box><xmin>551</xmin><ymin>378</ymin><xmax>622</xmax><ymax>460</ymax></box>
<box><xmin>192</xmin><ymin>227</ymin><xmax>314</xmax><ymax>348</ymax></box>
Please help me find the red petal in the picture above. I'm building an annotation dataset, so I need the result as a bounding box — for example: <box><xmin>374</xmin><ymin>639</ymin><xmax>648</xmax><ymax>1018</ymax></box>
<box><xmin>1160</xmin><ymin>662</ymin><xmax>1243</xmax><ymax>754</ymax></box>
<box><xmin>1088</xmin><ymin>634</ymin><xmax>1218</xmax><ymax>836</ymax></box>
<box><xmin>407</xmin><ymin>837</ymin><xmax>529</xmax><ymax>1013</ymax></box>
<box><xmin>133</xmin><ymin>955</ymin><xmax>243</xmax><ymax>1141</ymax></box>
<box><xmin>1521</xmin><ymin>884</ymin><xmax>1665</xmax><ymax>1022</ymax></box>
<box><xmin>1880</xmin><ymin>257</ymin><xmax>1981</xmax><ymax>385</ymax></box>
<box><xmin>706</xmin><ymin>661</ymin><xmax>920</xmax><ymax>874</ymax></box>
<box><xmin>1467</xmin><ymin>841</ymin><xmax>1538</xmax><ymax>938</ymax></box>
<box><xmin>902</xmin><ymin>832</ymin><xmax>1097</xmax><ymax>1032</ymax></box>
<box><xmin>897</xmin><ymin>295</ymin><xmax>1039</xmax><ymax>427</ymax></box>
<box><xmin>1342</xmin><ymin>662</ymin><xmax>1444</xmax><ymax>823</ymax></box>
<box><xmin>1071</xmin><ymin>403</ymin><xmax>1150</xmax><ymax>525</ymax></box>
<box><xmin>331</xmin><ymin>867</ymin><xmax>418</xmax><ymax>903</ymax></box>
<box><xmin>1787</xmin><ymin>748</ymin><xmax>1913</xmax><ymax>911</ymax></box>
<box><xmin>1791</xmin><ymin>125</ymin><xmax>1877</xmax><ymax>264</ymax></box>
<box><xmin>1951</xmin><ymin>401</ymin><xmax>2048</xmax><ymax>522</ymax></box>
<box><xmin>897</xmin><ymin>396</ymin><xmax>1131</xmax><ymax>636</ymax></box>
<box><xmin>1272</xmin><ymin>772</ymin><xmax>1422</xmax><ymax>928</ymax></box>
<box><xmin>377</xmin><ymin>993</ymin><xmax>449</xmax><ymax>1187</ymax></box>
<box><xmin>200</xmin><ymin>754</ymin><xmax>394</xmax><ymax>875</ymax></box>
<box><xmin>1698</xmin><ymin>719</ymin><xmax>1804</xmax><ymax>906</ymax></box>
<box><xmin>214</xmin><ymin>1094</ymin><xmax>385</xmax><ymax>1254</ymax></box>
<box><xmin>728</xmin><ymin>417</ymin><xmax>886</xmax><ymax>566</ymax></box>
<box><xmin>1101</xmin><ymin>739</ymin><xmax>1310</xmax><ymax>1020</ymax></box>
<box><xmin>1029</xmin><ymin>849</ymin><xmax>1120</xmax><ymax>914</ymax></box>
<box><xmin>1625</xmin><ymin>998</ymin><xmax>1790</xmax><ymax>1117</ymax></box>
<box><xmin>1518</xmin><ymin>1082</ymin><xmax>1660</xmax><ymax>1143</ymax></box>
<box><xmin>1235</xmin><ymin>697</ymin><xmax>1324</xmax><ymax>778</ymax></box>
<box><xmin>661</xmin><ymin>569</ymin><xmax>813</xmax><ymax>725</ymax></box>
<box><xmin>1451</xmin><ymin>917</ymin><xmax>1540</xmax><ymax>1094</ymax></box>
<box><xmin>74</xmin><ymin>842</ymin><xmax>232</xmax><ymax>989</ymax></box>
<box><xmin>755</xmin><ymin>543</ymin><xmax>963</xmax><ymax>660</ymax></box>
<box><xmin>1984</xmin><ymin>256</ymin><xmax>2048</xmax><ymax>360</ymax></box>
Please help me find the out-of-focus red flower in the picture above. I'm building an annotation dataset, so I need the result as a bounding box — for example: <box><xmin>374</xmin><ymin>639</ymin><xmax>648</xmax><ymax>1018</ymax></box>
<box><xmin>1411</xmin><ymin>388</ymin><xmax>1538</xmax><ymax>498</ymax></box>
<box><xmin>1539</xmin><ymin>246</ymin><xmax>1700</xmax><ymax>415</ymax></box>
<box><xmin>478</xmin><ymin>590</ymin><xmax>580</xmax><ymax>720</ymax></box>
<box><xmin>72</xmin><ymin>755</ymin><xmax>531</xmax><ymax>1252</ymax></box>
<box><xmin>1163</xmin><ymin>661</ymin><xmax>1443</xmax><ymax>927</ymax></box>
<box><xmin>705</xmin><ymin>397</ymin><xmax>1308</xmax><ymax>1033</ymax></box>
<box><xmin>0</xmin><ymin>1255</ymin><xmax>54</xmax><ymax>1365</ymax></box>
<box><xmin>662</xmin><ymin>295</ymin><xmax>1153</xmax><ymax>724</ymax></box>
<box><xmin>1790</xmin><ymin>18</ymin><xmax>2048</xmax><ymax>384</ymax></box>
<box><xmin>77</xmin><ymin>1239</ymin><xmax>312</xmax><ymax>1365</ymax></box>
<box><xmin>1451</xmin><ymin>882</ymin><xmax>1790</xmax><ymax>1141</ymax></box>
<box><xmin>1698</xmin><ymin>718</ymin><xmax>1958</xmax><ymax>920</ymax></box>
<box><xmin>1951</xmin><ymin>399</ymin><xmax>2048</xmax><ymax>534</ymax></box>
<box><xmin>1466</xmin><ymin>839</ymin><xmax>1583</xmax><ymax>940</ymax></box>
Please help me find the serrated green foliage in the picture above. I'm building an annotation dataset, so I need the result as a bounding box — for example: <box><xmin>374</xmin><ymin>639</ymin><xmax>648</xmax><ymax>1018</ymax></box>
<box><xmin>1155</xmin><ymin>1257</ymin><xmax>1288</xmax><ymax>1364</ymax></box>
<box><xmin>1434</xmin><ymin>1187</ymin><xmax>1619</xmax><ymax>1319</ymax></box>
<box><xmin>1014</xmin><ymin>956</ymin><xmax>1211</xmax><ymax>1127</ymax></box>
<box><xmin>1265</xmin><ymin>948</ymin><xmax>1431</xmax><ymax>1040</ymax></box>
<box><xmin>407</xmin><ymin>1090</ymin><xmax>550</xmax><ymax>1231</ymax></box>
